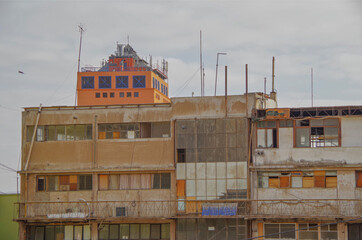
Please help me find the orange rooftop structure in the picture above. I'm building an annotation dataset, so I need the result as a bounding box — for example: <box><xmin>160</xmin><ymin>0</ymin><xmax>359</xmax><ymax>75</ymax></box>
<box><xmin>77</xmin><ymin>44</ymin><xmax>170</xmax><ymax>106</ymax></box>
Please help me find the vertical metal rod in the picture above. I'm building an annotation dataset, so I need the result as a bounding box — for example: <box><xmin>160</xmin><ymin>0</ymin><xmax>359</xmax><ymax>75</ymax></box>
<box><xmin>311</xmin><ymin>67</ymin><xmax>314</xmax><ymax>107</ymax></box>
<box><xmin>76</xmin><ymin>24</ymin><xmax>85</xmax><ymax>106</ymax></box>
<box><xmin>264</xmin><ymin>77</ymin><xmax>267</xmax><ymax>109</ymax></box>
<box><xmin>225</xmin><ymin>66</ymin><xmax>228</xmax><ymax>117</ymax></box>
<box><xmin>214</xmin><ymin>54</ymin><xmax>219</xmax><ymax>96</ymax></box>
<box><xmin>200</xmin><ymin>30</ymin><xmax>203</xmax><ymax>96</ymax></box>
<box><xmin>245</xmin><ymin>64</ymin><xmax>248</xmax><ymax>117</ymax></box>
<box><xmin>272</xmin><ymin>56</ymin><xmax>275</xmax><ymax>92</ymax></box>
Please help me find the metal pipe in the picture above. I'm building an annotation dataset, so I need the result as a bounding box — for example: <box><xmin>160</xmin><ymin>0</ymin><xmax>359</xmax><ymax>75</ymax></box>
<box><xmin>225</xmin><ymin>66</ymin><xmax>228</xmax><ymax>117</ymax></box>
<box><xmin>214</xmin><ymin>52</ymin><xmax>227</xmax><ymax>96</ymax></box>
<box><xmin>245</xmin><ymin>64</ymin><xmax>248</xmax><ymax>117</ymax></box>
<box><xmin>272</xmin><ymin>56</ymin><xmax>275</xmax><ymax>92</ymax></box>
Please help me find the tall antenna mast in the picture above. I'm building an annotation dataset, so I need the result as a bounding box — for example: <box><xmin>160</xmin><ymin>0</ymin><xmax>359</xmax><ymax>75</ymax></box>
<box><xmin>76</xmin><ymin>24</ymin><xmax>85</xmax><ymax>106</ymax></box>
<box><xmin>127</xmin><ymin>35</ymin><xmax>130</xmax><ymax>45</ymax></box>
<box><xmin>311</xmin><ymin>67</ymin><xmax>314</xmax><ymax>107</ymax></box>
<box><xmin>200</xmin><ymin>30</ymin><xmax>203</xmax><ymax>96</ymax></box>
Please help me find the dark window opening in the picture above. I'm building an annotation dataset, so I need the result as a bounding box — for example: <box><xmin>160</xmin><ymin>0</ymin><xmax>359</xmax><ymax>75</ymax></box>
<box><xmin>134</xmin><ymin>92</ymin><xmax>139</xmax><ymax>97</ymax></box>
<box><xmin>37</xmin><ymin>177</ymin><xmax>45</xmax><ymax>191</ymax></box>
<box><xmin>95</xmin><ymin>92</ymin><xmax>100</xmax><ymax>98</ymax></box>
<box><xmin>119</xmin><ymin>92</ymin><xmax>124</xmax><ymax>98</ymax></box>
<box><xmin>127</xmin><ymin>92</ymin><xmax>131</xmax><ymax>97</ymax></box>
<box><xmin>133</xmin><ymin>76</ymin><xmax>146</xmax><ymax>88</ymax></box>
<box><xmin>110</xmin><ymin>92</ymin><xmax>114</xmax><ymax>98</ymax></box>
<box><xmin>177</xmin><ymin>149</ymin><xmax>186</xmax><ymax>163</ymax></box>
<box><xmin>103</xmin><ymin>93</ymin><xmax>107</xmax><ymax>98</ymax></box>
<box><xmin>81</xmin><ymin>76</ymin><xmax>94</xmax><ymax>89</ymax></box>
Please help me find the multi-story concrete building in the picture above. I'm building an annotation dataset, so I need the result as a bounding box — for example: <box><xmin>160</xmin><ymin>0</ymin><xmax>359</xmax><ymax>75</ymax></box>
<box><xmin>250</xmin><ymin>106</ymin><xmax>362</xmax><ymax>240</ymax></box>
<box><xmin>17</xmin><ymin>93</ymin><xmax>276</xmax><ymax>240</ymax></box>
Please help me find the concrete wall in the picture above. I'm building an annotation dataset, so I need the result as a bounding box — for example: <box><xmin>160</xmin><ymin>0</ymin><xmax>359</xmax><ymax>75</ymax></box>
<box><xmin>254</xmin><ymin>117</ymin><xmax>362</xmax><ymax>167</ymax></box>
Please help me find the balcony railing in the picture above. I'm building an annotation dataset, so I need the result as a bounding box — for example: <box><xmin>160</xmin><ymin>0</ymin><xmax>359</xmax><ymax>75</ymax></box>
<box><xmin>15</xmin><ymin>199</ymin><xmax>362</xmax><ymax>221</ymax></box>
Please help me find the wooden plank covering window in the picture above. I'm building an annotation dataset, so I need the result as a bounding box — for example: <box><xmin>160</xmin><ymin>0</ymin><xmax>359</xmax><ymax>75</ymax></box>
<box><xmin>326</xmin><ymin>176</ymin><xmax>337</xmax><ymax>188</ymax></box>
<box><xmin>120</xmin><ymin>175</ymin><xmax>130</xmax><ymax>189</ymax></box>
<box><xmin>279</xmin><ymin>176</ymin><xmax>290</xmax><ymax>188</ymax></box>
<box><xmin>177</xmin><ymin>180</ymin><xmax>186</xmax><ymax>197</ymax></box>
<box><xmin>69</xmin><ymin>175</ymin><xmax>78</xmax><ymax>191</ymax></box>
<box><xmin>303</xmin><ymin>177</ymin><xmax>314</xmax><ymax>188</ymax></box>
<box><xmin>356</xmin><ymin>172</ymin><xmax>362</xmax><ymax>188</ymax></box>
<box><xmin>269</xmin><ymin>178</ymin><xmax>279</xmax><ymax>188</ymax></box>
<box><xmin>109</xmin><ymin>175</ymin><xmax>119</xmax><ymax>190</ymax></box>
<box><xmin>98</xmin><ymin>132</ymin><xmax>106</xmax><ymax>139</ymax></box>
<box><xmin>130</xmin><ymin>174</ymin><xmax>141</xmax><ymax>189</ymax></box>
<box><xmin>314</xmin><ymin>176</ymin><xmax>326</xmax><ymax>188</ymax></box>
<box><xmin>140</xmin><ymin>174</ymin><xmax>152</xmax><ymax>189</ymax></box>
<box><xmin>99</xmin><ymin>175</ymin><xmax>109</xmax><ymax>190</ymax></box>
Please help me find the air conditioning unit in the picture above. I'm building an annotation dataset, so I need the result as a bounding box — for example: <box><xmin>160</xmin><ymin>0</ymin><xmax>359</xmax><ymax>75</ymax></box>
<box><xmin>116</xmin><ymin>207</ymin><xmax>127</xmax><ymax>217</ymax></box>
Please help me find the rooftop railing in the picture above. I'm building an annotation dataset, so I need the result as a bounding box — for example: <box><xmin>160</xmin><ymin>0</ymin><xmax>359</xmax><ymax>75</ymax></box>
<box><xmin>15</xmin><ymin>199</ymin><xmax>362</xmax><ymax>221</ymax></box>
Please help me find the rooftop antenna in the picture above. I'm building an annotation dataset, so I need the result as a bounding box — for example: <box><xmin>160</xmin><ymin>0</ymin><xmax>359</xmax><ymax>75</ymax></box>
<box><xmin>311</xmin><ymin>67</ymin><xmax>314</xmax><ymax>107</ymax></box>
<box><xmin>127</xmin><ymin>35</ymin><xmax>129</xmax><ymax>45</ymax></box>
<box><xmin>200</xmin><ymin>30</ymin><xmax>203</xmax><ymax>96</ymax></box>
<box><xmin>214</xmin><ymin>52</ymin><xmax>227</xmax><ymax>96</ymax></box>
<box><xmin>76</xmin><ymin>24</ymin><xmax>86</xmax><ymax>106</ymax></box>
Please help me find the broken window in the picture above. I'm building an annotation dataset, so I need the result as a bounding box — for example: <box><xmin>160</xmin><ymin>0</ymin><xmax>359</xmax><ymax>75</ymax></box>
<box><xmin>37</xmin><ymin>177</ymin><xmax>46</xmax><ymax>191</ymax></box>
<box><xmin>295</xmin><ymin>118</ymin><xmax>340</xmax><ymax>148</ymax></box>
<box><xmin>256</xmin><ymin>120</ymin><xmax>277</xmax><ymax>148</ymax></box>
<box><xmin>258</xmin><ymin>171</ymin><xmax>337</xmax><ymax>189</ymax></box>
<box><xmin>177</xmin><ymin>149</ymin><xmax>186</xmax><ymax>163</ymax></box>
<box><xmin>98</xmin><ymin>122</ymin><xmax>170</xmax><ymax>140</ymax></box>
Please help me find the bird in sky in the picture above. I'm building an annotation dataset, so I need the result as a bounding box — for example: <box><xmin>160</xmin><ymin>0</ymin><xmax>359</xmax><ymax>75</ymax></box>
<box><xmin>18</xmin><ymin>70</ymin><xmax>24</xmax><ymax>74</ymax></box>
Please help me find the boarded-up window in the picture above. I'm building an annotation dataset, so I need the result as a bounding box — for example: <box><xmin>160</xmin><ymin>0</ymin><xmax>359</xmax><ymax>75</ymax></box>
<box><xmin>99</xmin><ymin>175</ymin><xmax>109</xmax><ymax>190</ymax></box>
<box><xmin>59</xmin><ymin>176</ymin><xmax>70</xmax><ymax>191</ymax></box>
<box><xmin>291</xmin><ymin>177</ymin><xmax>302</xmax><ymax>188</ymax></box>
<box><xmin>177</xmin><ymin>180</ymin><xmax>186</xmax><ymax>197</ymax></box>
<box><xmin>314</xmin><ymin>176</ymin><xmax>326</xmax><ymax>188</ymax></box>
<box><xmin>303</xmin><ymin>177</ymin><xmax>314</xmax><ymax>188</ymax></box>
<box><xmin>269</xmin><ymin>177</ymin><xmax>279</xmax><ymax>188</ymax></box>
<box><xmin>279</xmin><ymin>176</ymin><xmax>290</xmax><ymax>188</ymax></box>
<box><xmin>357</xmin><ymin>171</ymin><xmax>362</xmax><ymax>188</ymax></box>
<box><xmin>69</xmin><ymin>175</ymin><xmax>78</xmax><ymax>191</ymax></box>
<box><xmin>326</xmin><ymin>177</ymin><xmax>337</xmax><ymax>188</ymax></box>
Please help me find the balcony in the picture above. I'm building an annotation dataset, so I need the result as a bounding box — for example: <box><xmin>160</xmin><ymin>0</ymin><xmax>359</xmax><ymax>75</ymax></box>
<box><xmin>15</xmin><ymin>199</ymin><xmax>362</xmax><ymax>222</ymax></box>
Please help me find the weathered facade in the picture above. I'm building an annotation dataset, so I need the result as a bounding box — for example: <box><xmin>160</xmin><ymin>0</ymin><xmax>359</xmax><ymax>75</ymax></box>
<box><xmin>17</xmin><ymin>93</ymin><xmax>277</xmax><ymax>240</ymax></box>
<box><xmin>251</xmin><ymin>107</ymin><xmax>362</xmax><ymax>240</ymax></box>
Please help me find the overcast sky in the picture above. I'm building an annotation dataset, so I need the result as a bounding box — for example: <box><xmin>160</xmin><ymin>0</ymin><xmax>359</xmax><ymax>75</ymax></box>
<box><xmin>0</xmin><ymin>0</ymin><xmax>361</xmax><ymax>193</ymax></box>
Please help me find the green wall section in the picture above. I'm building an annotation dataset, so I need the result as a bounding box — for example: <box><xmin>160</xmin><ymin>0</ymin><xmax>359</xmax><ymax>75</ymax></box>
<box><xmin>0</xmin><ymin>194</ymin><xmax>19</xmax><ymax>240</ymax></box>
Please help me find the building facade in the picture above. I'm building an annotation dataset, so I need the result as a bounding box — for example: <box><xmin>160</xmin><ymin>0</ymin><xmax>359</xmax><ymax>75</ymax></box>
<box><xmin>17</xmin><ymin>94</ymin><xmax>276</xmax><ymax>240</ymax></box>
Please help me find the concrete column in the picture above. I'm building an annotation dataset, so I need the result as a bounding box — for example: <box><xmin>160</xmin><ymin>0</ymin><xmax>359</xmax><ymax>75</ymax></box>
<box><xmin>18</xmin><ymin>222</ymin><xmax>27</xmax><ymax>240</ymax></box>
<box><xmin>338</xmin><ymin>222</ymin><xmax>348</xmax><ymax>240</ymax></box>
<box><xmin>170</xmin><ymin>221</ymin><xmax>176</xmax><ymax>240</ymax></box>
<box><xmin>91</xmin><ymin>222</ymin><xmax>98</xmax><ymax>240</ymax></box>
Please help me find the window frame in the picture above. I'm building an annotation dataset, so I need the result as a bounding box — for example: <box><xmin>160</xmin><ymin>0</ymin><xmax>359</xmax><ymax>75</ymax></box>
<box><xmin>294</xmin><ymin>118</ymin><xmax>340</xmax><ymax>148</ymax></box>
<box><xmin>98</xmin><ymin>76</ymin><xmax>112</xmax><ymax>89</ymax></box>
<box><xmin>132</xmin><ymin>75</ymin><xmax>146</xmax><ymax>88</ymax></box>
<box><xmin>256</xmin><ymin>120</ymin><xmax>278</xmax><ymax>148</ymax></box>
<box><xmin>81</xmin><ymin>76</ymin><xmax>94</xmax><ymax>89</ymax></box>
<box><xmin>116</xmin><ymin>76</ymin><xmax>129</xmax><ymax>89</ymax></box>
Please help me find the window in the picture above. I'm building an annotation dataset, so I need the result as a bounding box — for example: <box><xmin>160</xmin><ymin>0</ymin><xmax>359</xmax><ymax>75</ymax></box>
<box><xmin>157</xmin><ymin>81</ymin><xmax>160</xmax><ymax>90</ymax></box>
<box><xmin>357</xmin><ymin>171</ymin><xmax>362</xmax><ymax>187</ymax></box>
<box><xmin>81</xmin><ymin>76</ymin><xmax>94</xmax><ymax>89</ymax></box>
<box><xmin>30</xmin><ymin>225</ymin><xmax>90</xmax><ymax>240</ymax></box>
<box><xmin>299</xmin><ymin>223</ymin><xmax>318</xmax><ymax>239</ymax></box>
<box><xmin>257</xmin><ymin>120</ymin><xmax>277</xmax><ymax>148</ymax></box>
<box><xmin>153</xmin><ymin>173</ymin><xmax>171</xmax><ymax>189</ymax></box>
<box><xmin>295</xmin><ymin>118</ymin><xmax>340</xmax><ymax>148</ymax></box>
<box><xmin>119</xmin><ymin>92</ymin><xmax>124</xmax><ymax>98</ymax></box>
<box><xmin>110</xmin><ymin>92</ymin><xmax>114</xmax><ymax>98</ymax></box>
<box><xmin>99</xmin><ymin>224</ymin><xmax>170</xmax><ymax>240</ymax></box>
<box><xmin>98</xmin><ymin>122</ymin><xmax>170</xmax><ymax>140</ymax></box>
<box><xmin>177</xmin><ymin>149</ymin><xmax>186</xmax><ymax>163</ymax></box>
<box><xmin>133</xmin><ymin>76</ymin><xmax>146</xmax><ymax>88</ymax></box>
<box><xmin>99</xmin><ymin>76</ymin><xmax>111</xmax><ymax>89</ymax></box>
<box><xmin>95</xmin><ymin>92</ymin><xmax>100</xmax><ymax>98</ymax></box>
<box><xmin>27</xmin><ymin>125</ymin><xmax>92</xmax><ymax>142</ymax></box>
<box><xmin>127</xmin><ymin>92</ymin><xmax>131</xmax><ymax>97</ymax></box>
<box><xmin>264</xmin><ymin>224</ymin><xmax>295</xmax><ymax>239</ymax></box>
<box><xmin>37</xmin><ymin>175</ymin><xmax>92</xmax><ymax>192</ymax></box>
<box><xmin>37</xmin><ymin>177</ymin><xmax>46</xmax><ymax>191</ymax></box>
<box><xmin>258</xmin><ymin>171</ymin><xmax>337</xmax><ymax>188</ymax></box>
<box><xmin>166</xmin><ymin>87</ymin><xmax>168</xmax><ymax>96</ymax></box>
<box><xmin>134</xmin><ymin>92</ymin><xmax>139</xmax><ymax>97</ymax></box>
<box><xmin>116</xmin><ymin>76</ymin><xmax>128</xmax><ymax>88</ymax></box>
<box><xmin>103</xmin><ymin>92</ymin><xmax>107</xmax><ymax>98</ymax></box>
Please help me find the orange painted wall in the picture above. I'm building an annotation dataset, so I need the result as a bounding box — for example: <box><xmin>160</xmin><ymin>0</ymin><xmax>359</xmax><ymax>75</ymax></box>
<box><xmin>77</xmin><ymin>70</ymin><xmax>170</xmax><ymax>106</ymax></box>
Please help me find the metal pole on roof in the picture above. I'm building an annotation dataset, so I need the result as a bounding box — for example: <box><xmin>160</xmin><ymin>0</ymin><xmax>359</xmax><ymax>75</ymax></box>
<box><xmin>311</xmin><ymin>67</ymin><xmax>314</xmax><ymax>107</ymax></box>
<box><xmin>76</xmin><ymin>24</ymin><xmax>85</xmax><ymax>106</ymax></box>
<box><xmin>214</xmin><ymin>52</ymin><xmax>227</xmax><ymax>96</ymax></box>
<box><xmin>200</xmin><ymin>30</ymin><xmax>203</xmax><ymax>96</ymax></box>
